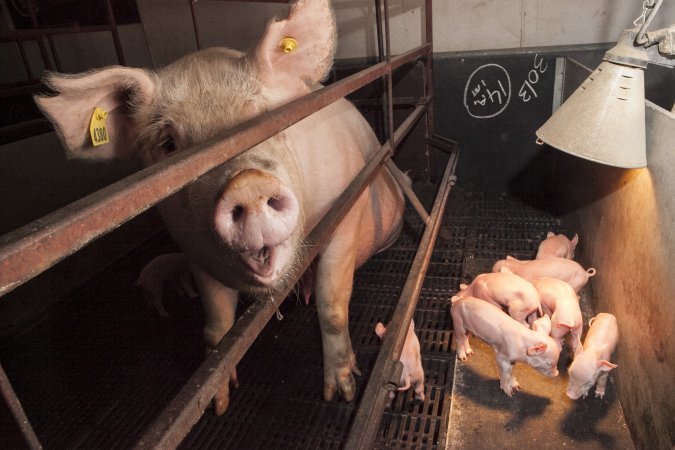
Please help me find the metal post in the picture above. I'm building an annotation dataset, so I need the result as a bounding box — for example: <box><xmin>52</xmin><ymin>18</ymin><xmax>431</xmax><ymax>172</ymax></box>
<box><xmin>344</xmin><ymin>147</ymin><xmax>459</xmax><ymax>450</ymax></box>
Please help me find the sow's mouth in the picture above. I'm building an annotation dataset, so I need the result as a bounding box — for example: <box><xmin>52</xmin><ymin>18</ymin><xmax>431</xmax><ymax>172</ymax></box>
<box><xmin>240</xmin><ymin>245</ymin><xmax>281</xmax><ymax>285</ymax></box>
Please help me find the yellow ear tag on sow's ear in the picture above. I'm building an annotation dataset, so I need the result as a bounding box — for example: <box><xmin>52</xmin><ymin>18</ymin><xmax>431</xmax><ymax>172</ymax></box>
<box><xmin>89</xmin><ymin>107</ymin><xmax>109</xmax><ymax>147</ymax></box>
<box><xmin>279</xmin><ymin>37</ymin><xmax>298</xmax><ymax>53</ymax></box>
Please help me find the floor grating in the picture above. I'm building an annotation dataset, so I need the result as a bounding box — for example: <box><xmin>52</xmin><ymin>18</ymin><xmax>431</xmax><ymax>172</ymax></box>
<box><xmin>1</xmin><ymin>187</ymin><xmax>589</xmax><ymax>449</ymax></box>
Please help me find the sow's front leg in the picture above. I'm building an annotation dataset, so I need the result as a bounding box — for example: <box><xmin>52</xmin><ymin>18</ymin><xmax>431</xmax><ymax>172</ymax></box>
<box><xmin>315</xmin><ymin>217</ymin><xmax>364</xmax><ymax>402</ymax></box>
<box><xmin>191</xmin><ymin>263</ymin><xmax>239</xmax><ymax>415</ymax></box>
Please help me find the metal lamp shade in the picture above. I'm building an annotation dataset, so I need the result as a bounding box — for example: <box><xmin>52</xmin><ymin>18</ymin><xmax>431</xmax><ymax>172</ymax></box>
<box><xmin>536</xmin><ymin>61</ymin><xmax>647</xmax><ymax>168</ymax></box>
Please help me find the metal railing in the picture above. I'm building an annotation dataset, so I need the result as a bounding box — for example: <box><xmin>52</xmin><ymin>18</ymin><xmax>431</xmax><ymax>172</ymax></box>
<box><xmin>0</xmin><ymin>0</ymin><xmax>458</xmax><ymax>447</ymax></box>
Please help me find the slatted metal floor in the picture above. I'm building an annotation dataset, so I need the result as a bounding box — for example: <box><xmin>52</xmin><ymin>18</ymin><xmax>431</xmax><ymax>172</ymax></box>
<box><xmin>1</xmin><ymin>187</ymin><xmax>578</xmax><ymax>449</ymax></box>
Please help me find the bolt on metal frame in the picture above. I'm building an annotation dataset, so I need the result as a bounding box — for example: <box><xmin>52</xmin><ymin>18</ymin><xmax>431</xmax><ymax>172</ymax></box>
<box><xmin>0</xmin><ymin>0</ymin><xmax>459</xmax><ymax>447</ymax></box>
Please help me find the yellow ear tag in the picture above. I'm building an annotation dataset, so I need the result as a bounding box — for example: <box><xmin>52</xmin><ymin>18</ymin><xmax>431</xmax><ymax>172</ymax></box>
<box><xmin>89</xmin><ymin>107</ymin><xmax>109</xmax><ymax>147</ymax></box>
<box><xmin>279</xmin><ymin>37</ymin><xmax>298</xmax><ymax>54</ymax></box>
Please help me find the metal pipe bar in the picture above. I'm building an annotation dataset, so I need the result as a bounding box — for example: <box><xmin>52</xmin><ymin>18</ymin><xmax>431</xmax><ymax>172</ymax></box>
<box><xmin>46</xmin><ymin>36</ymin><xmax>62</xmax><ymax>72</ymax></box>
<box><xmin>386</xmin><ymin>100</ymin><xmax>432</xmax><ymax>225</ymax></box>
<box><xmin>0</xmin><ymin>363</ymin><xmax>42</xmax><ymax>449</ymax></box>
<box><xmin>26</xmin><ymin>0</ymin><xmax>53</xmax><ymax>71</ymax></box>
<box><xmin>190</xmin><ymin>0</ymin><xmax>202</xmax><ymax>50</ymax></box>
<box><xmin>104</xmin><ymin>0</ymin><xmax>126</xmax><ymax>66</ymax></box>
<box><xmin>0</xmin><ymin>119</ymin><xmax>52</xmax><ymax>146</ymax></box>
<box><xmin>374</xmin><ymin>0</ymin><xmax>387</xmax><ymax>137</ymax></box>
<box><xmin>14</xmin><ymin>40</ymin><xmax>34</xmax><ymax>81</ymax></box>
<box><xmin>0</xmin><ymin>81</ymin><xmax>41</xmax><ymax>97</ymax></box>
<box><xmin>134</xmin><ymin>93</ymin><xmax>429</xmax><ymax>449</ymax></box>
<box><xmin>428</xmin><ymin>134</ymin><xmax>459</xmax><ymax>154</ymax></box>
<box><xmin>349</xmin><ymin>95</ymin><xmax>426</xmax><ymax>108</ymax></box>
<box><xmin>383</xmin><ymin>0</ymin><xmax>395</xmax><ymax>151</ymax></box>
<box><xmin>423</xmin><ymin>0</ymin><xmax>435</xmax><ymax>180</ymax></box>
<box><xmin>0</xmin><ymin>43</ymin><xmax>429</xmax><ymax>297</ymax></box>
<box><xmin>345</xmin><ymin>147</ymin><xmax>459</xmax><ymax>450</ymax></box>
<box><xmin>0</xmin><ymin>25</ymin><xmax>120</xmax><ymax>42</ymax></box>
<box><xmin>386</xmin><ymin>159</ymin><xmax>429</xmax><ymax>225</ymax></box>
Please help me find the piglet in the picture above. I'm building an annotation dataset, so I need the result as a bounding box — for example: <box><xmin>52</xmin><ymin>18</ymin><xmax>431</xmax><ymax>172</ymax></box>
<box><xmin>492</xmin><ymin>256</ymin><xmax>596</xmax><ymax>293</ymax></box>
<box><xmin>455</xmin><ymin>271</ymin><xmax>542</xmax><ymax>326</ymax></box>
<box><xmin>532</xmin><ymin>277</ymin><xmax>583</xmax><ymax>355</ymax></box>
<box><xmin>536</xmin><ymin>232</ymin><xmax>579</xmax><ymax>259</ymax></box>
<box><xmin>451</xmin><ymin>296</ymin><xmax>560</xmax><ymax>396</ymax></box>
<box><xmin>135</xmin><ymin>252</ymin><xmax>197</xmax><ymax>317</ymax></box>
<box><xmin>374</xmin><ymin>320</ymin><xmax>425</xmax><ymax>401</ymax></box>
<box><xmin>566</xmin><ymin>313</ymin><xmax>619</xmax><ymax>400</ymax></box>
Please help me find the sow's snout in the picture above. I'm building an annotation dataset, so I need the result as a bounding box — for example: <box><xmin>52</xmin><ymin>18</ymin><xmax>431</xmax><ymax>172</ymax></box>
<box><xmin>214</xmin><ymin>169</ymin><xmax>300</xmax><ymax>283</ymax></box>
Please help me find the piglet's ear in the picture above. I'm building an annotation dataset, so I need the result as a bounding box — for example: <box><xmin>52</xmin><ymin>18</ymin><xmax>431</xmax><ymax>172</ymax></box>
<box><xmin>546</xmin><ymin>231</ymin><xmax>555</xmax><ymax>238</ymax></box>
<box><xmin>526</xmin><ymin>342</ymin><xmax>547</xmax><ymax>356</ymax></box>
<box><xmin>252</xmin><ymin>0</ymin><xmax>336</xmax><ymax>104</ymax></box>
<box><xmin>34</xmin><ymin>66</ymin><xmax>156</xmax><ymax>161</ymax></box>
<box><xmin>374</xmin><ymin>322</ymin><xmax>387</xmax><ymax>339</ymax></box>
<box><xmin>597</xmin><ymin>360</ymin><xmax>618</xmax><ymax>371</ymax></box>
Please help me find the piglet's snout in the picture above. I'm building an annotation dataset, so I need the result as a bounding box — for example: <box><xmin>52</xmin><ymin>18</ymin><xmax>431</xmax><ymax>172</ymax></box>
<box><xmin>214</xmin><ymin>169</ymin><xmax>299</xmax><ymax>252</ymax></box>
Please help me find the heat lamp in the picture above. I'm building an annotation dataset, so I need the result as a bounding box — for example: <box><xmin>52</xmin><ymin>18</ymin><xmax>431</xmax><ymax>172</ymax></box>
<box><xmin>535</xmin><ymin>0</ymin><xmax>675</xmax><ymax>168</ymax></box>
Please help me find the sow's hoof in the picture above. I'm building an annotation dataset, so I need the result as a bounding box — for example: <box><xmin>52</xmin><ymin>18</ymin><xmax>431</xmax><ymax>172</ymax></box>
<box><xmin>323</xmin><ymin>356</ymin><xmax>362</xmax><ymax>402</ymax></box>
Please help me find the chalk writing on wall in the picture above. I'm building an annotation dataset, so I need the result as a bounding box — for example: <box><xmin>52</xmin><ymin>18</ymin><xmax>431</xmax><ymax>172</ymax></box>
<box><xmin>518</xmin><ymin>54</ymin><xmax>548</xmax><ymax>102</ymax></box>
<box><xmin>463</xmin><ymin>63</ymin><xmax>511</xmax><ymax>119</ymax></box>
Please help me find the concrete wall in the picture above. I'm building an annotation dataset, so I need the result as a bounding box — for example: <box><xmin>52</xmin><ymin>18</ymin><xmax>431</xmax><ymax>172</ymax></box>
<box><xmin>2</xmin><ymin>0</ymin><xmax>674</xmax><ymax>77</ymax></box>
<box><xmin>138</xmin><ymin>1</ymin><xmax>675</xmax><ymax>68</ymax></box>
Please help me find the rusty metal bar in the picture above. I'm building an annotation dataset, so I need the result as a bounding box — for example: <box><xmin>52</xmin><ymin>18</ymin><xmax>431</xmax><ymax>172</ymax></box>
<box><xmin>134</xmin><ymin>96</ymin><xmax>429</xmax><ymax>449</ymax></box>
<box><xmin>345</xmin><ymin>147</ymin><xmax>459</xmax><ymax>450</ymax></box>
<box><xmin>0</xmin><ymin>43</ymin><xmax>429</xmax><ymax>297</ymax></box>
<box><xmin>386</xmin><ymin>159</ymin><xmax>430</xmax><ymax>225</ymax></box>
<box><xmin>385</xmin><ymin>96</ymin><xmax>432</xmax><ymax>226</ymax></box>
<box><xmin>0</xmin><ymin>363</ymin><xmax>42</xmax><ymax>449</ymax></box>
<box><xmin>134</xmin><ymin>146</ymin><xmax>388</xmax><ymax>449</ymax></box>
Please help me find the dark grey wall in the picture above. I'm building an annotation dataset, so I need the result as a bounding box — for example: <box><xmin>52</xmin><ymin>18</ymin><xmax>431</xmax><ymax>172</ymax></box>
<box><xmin>431</xmin><ymin>47</ymin><xmax>611</xmax><ymax>194</ymax></box>
<box><xmin>431</xmin><ymin>47</ymin><xmax>674</xmax><ymax>195</ymax></box>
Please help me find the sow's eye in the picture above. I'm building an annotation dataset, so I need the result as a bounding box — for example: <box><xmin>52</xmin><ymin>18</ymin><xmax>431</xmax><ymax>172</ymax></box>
<box><xmin>159</xmin><ymin>136</ymin><xmax>177</xmax><ymax>154</ymax></box>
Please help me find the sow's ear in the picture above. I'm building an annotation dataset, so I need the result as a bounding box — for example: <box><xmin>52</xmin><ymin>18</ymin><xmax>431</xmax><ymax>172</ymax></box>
<box><xmin>251</xmin><ymin>0</ymin><xmax>336</xmax><ymax>104</ymax></box>
<box><xmin>34</xmin><ymin>66</ymin><xmax>156</xmax><ymax>160</ymax></box>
